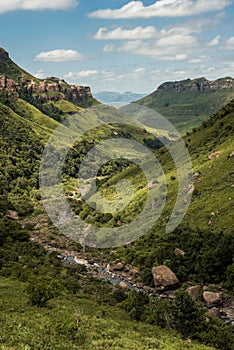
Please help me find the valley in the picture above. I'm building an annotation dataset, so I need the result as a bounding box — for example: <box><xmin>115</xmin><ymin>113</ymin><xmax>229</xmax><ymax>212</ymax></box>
<box><xmin>0</xmin><ymin>48</ymin><xmax>233</xmax><ymax>350</ymax></box>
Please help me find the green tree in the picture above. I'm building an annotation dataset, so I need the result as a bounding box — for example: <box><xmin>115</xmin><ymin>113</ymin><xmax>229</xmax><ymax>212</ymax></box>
<box><xmin>27</xmin><ymin>276</ymin><xmax>62</xmax><ymax>307</ymax></box>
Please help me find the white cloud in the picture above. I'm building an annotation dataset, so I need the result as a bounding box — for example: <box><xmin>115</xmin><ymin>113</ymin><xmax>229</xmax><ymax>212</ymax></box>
<box><xmin>156</xmin><ymin>33</ymin><xmax>197</xmax><ymax>47</ymax></box>
<box><xmin>103</xmin><ymin>28</ymin><xmax>198</xmax><ymax>60</ymax></box>
<box><xmin>103</xmin><ymin>44</ymin><xmax>115</xmax><ymax>52</ymax></box>
<box><xmin>207</xmin><ymin>35</ymin><xmax>221</xmax><ymax>46</ymax></box>
<box><xmin>223</xmin><ymin>37</ymin><xmax>234</xmax><ymax>50</ymax></box>
<box><xmin>89</xmin><ymin>0</ymin><xmax>230</xmax><ymax>19</ymax></box>
<box><xmin>34</xmin><ymin>69</ymin><xmax>46</xmax><ymax>79</ymax></box>
<box><xmin>92</xmin><ymin>26</ymin><xmax>158</xmax><ymax>40</ymax></box>
<box><xmin>134</xmin><ymin>67</ymin><xmax>146</xmax><ymax>75</ymax></box>
<box><xmin>34</xmin><ymin>49</ymin><xmax>84</xmax><ymax>62</ymax></box>
<box><xmin>64</xmin><ymin>70</ymin><xmax>99</xmax><ymax>79</ymax></box>
<box><xmin>189</xmin><ymin>55</ymin><xmax>210</xmax><ymax>63</ymax></box>
<box><xmin>0</xmin><ymin>0</ymin><xmax>78</xmax><ymax>13</ymax></box>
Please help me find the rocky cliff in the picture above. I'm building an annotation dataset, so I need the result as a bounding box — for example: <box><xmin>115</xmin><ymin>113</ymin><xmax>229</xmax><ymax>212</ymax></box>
<box><xmin>158</xmin><ymin>77</ymin><xmax>234</xmax><ymax>93</ymax></box>
<box><xmin>0</xmin><ymin>48</ymin><xmax>93</xmax><ymax>104</ymax></box>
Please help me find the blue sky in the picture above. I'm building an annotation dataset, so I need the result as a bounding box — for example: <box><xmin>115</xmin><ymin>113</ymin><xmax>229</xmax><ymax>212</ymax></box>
<box><xmin>0</xmin><ymin>0</ymin><xmax>233</xmax><ymax>94</ymax></box>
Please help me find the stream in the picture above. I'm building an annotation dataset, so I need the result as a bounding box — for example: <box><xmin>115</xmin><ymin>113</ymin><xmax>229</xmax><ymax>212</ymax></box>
<box><xmin>63</xmin><ymin>254</ymin><xmax>234</xmax><ymax>326</ymax></box>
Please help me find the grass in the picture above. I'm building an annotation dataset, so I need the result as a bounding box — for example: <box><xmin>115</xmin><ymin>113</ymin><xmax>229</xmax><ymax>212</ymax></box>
<box><xmin>0</xmin><ymin>277</ymin><xmax>214</xmax><ymax>350</ymax></box>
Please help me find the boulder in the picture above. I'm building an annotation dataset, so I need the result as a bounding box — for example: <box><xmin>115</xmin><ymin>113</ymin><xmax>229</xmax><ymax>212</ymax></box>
<box><xmin>203</xmin><ymin>291</ymin><xmax>222</xmax><ymax>307</ymax></box>
<box><xmin>6</xmin><ymin>209</ymin><xmax>19</xmax><ymax>220</ymax></box>
<box><xmin>193</xmin><ymin>172</ymin><xmax>200</xmax><ymax>179</ymax></box>
<box><xmin>208</xmin><ymin>307</ymin><xmax>221</xmax><ymax>319</ymax></box>
<box><xmin>119</xmin><ymin>281</ymin><xmax>129</xmax><ymax>289</ymax></box>
<box><xmin>208</xmin><ymin>151</ymin><xmax>220</xmax><ymax>160</ymax></box>
<box><xmin>152</xmin><ymin>265</ymin><xmax>179</xmax><ymax>289</ymax></box>
<box><xmin>187</xmin><ymin>285</ymin><xmax>200</xmax><ymax>301</ymax></box>
<box><xmin>129</xmin><ymin>267</ymin><xmax>139</xmax><ymax>275</ymax></box>
<box><xmin>112</xmin><ymin>262</ymin><xmax>125</xmax><ymax>271</ymax></box>
<box><xmin>174</xmin><ymin>248</ymin><xmax>186</xmax><ymax>257</ymax></box>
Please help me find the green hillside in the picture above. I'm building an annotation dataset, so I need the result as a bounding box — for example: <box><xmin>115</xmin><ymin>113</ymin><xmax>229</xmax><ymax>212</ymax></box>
<box><xmin>0</xmin><ymin>48</ymin><xmax>35</xmax><ymax>82</ymax></box>
<box><xmin>136</xmin><ymin>77</ymin><xmax>234</xmax><ymax>134</ymax></box>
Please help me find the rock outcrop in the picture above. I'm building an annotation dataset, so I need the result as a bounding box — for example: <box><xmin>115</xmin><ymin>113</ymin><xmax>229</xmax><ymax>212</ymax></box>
<box><xmin>152</xmin><ymin>265</ymin><xmax>179</xmax><ymax>289</ymax></box>
<box><xmin>0</xmin><ymin>48</ymin><xmax>93</xmax><ymax>104</ymax></box>
<box><xmin>158</xmin><ymin>77</ymin><xmax>234</xmax><ymax>93</ymax></box>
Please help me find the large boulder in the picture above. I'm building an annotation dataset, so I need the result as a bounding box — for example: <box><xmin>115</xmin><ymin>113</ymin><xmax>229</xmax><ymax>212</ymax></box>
<box><xmin>152</xmin><ymin>265</ymin><xmax>179</xmax><ymax>289</ymax></box>
<box><xmin>203</xmin><ymin>291</ymin><xmax>222</xmax><ymax>308</ymax></box>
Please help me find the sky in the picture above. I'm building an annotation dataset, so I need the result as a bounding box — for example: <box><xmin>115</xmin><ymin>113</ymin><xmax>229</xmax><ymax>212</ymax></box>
<box><xmin>0</xmin><ymin>0</ymin><xmax>233</xmax><ymax>94</ymax></box>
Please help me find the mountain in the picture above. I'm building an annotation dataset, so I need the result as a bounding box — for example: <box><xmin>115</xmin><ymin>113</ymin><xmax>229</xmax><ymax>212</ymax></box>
<box><xmin>94</xmin><ymin>90</ymin><xmax>146</xmax><ymax>104</ymax></box>
<box><xmin>136</xmin><ymin>77</ymin><xmax>234</xmax><ymax>134</ymax></box>
<box><xmin>0</xmin><ymin>47</ymin><xmax>98</xmax><ymax>109</ymax></box>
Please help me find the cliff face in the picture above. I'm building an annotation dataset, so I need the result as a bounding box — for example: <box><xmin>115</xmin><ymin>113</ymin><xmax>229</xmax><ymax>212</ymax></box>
<box><xmin>158</xmin><ymin>77</ymin><xmax>234</xmax><ymax>93</ymax></box>
<box><xmin>0</xmin><ymin>48</ymin><xmax>93</xmax><ymax>103</ymax></box>
<box><xmin>0</xmin><ymin>75</ymin><xmax>93</xmax><ymax>102</ymax></box>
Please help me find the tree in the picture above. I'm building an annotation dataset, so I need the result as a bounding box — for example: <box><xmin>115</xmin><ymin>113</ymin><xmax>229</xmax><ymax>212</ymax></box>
<box><xmin>169</xmin><ymin>290</ymin><xmax>205</xmax><ymax>338</ymax></box>
<box><xmin>27</xmin><ymin>276</ymin><xmax>62</xmax><ymax>307</ymax></box>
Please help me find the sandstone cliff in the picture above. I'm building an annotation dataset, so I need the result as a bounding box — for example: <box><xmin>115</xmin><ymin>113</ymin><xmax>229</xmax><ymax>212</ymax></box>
<box><xmin>0</xmin><ymin>48</ymin><xmax>93</xmax><ymax>104</ymax></box>
<box><xmin>158</xmin><ymin>77</ymin><xmax>234</xmax><ymax>93</ymax></box>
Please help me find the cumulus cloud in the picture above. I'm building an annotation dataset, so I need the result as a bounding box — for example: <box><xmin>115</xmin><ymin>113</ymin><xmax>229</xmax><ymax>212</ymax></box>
<box><xmin>223</xmin><ymin>37</ymin><xmax>234</xmax><ymax>50</ymax></box>
<box><xmin>34</xmin><ymin>49</ymin><xmax>84</xmax><ymax>62</ymax></box>
<box><xmin>92</xmin><ymin>26</ymin><xmax>158</xmax><ymax>40</ymax></box>
<box><xmin>0</xmin><ymin>0</ymin><xmax>78</xmax><ymax>13</ymax></box>
<box><xmin>207</xmin><ymin>35</ymin><xmax>221</xmax><ymax>46</ymax></box>
<box><xmin>64</xmin><ymin>70</ymin><xmax>99</xmax><ymax>79</ymax></box>
<box><xmin>103</xmin><ymin>27</ymin><xmax>198</xmax><ymax>60</ymax></box>
<box><xmin>89</xmin><ymin>0</ymin><xmax>230</xmax><ymax>19</ymax></box>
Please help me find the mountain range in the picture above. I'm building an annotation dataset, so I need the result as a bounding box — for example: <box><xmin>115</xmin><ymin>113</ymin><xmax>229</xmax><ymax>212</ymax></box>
<box><xmin>94</xmin><ymin>90</ymin><xmax>146</xmax><ymax>104</ymax></box>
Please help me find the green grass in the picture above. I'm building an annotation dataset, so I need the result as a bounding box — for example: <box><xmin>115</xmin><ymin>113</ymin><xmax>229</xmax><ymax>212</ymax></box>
<box><xmin>0</xmin><ymin>277</ymin><xmax>214</xmax><ymax>350</ymax></box>
<box><xmin>14</xmin><ymin>99</ymin><xmax>60</xmax><ymax>130</ymax></box>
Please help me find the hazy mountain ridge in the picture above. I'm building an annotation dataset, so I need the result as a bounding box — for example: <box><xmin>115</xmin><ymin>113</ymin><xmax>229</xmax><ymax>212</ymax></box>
<box><xmin>94</xmin><ymin>90</ymin><xmax>146</xmax><ymax>103</ymax></box>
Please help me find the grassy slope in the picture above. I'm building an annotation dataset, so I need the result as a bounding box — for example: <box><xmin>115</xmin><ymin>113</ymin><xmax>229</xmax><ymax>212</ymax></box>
<box><xmin>136</xmin><ymin>87</ymin><xmax>234</xmax><ymax>134</ymax></box>
<box><xmin>0</xmin><ymin>48</ymin><xmax>36</xmax><ymax>82</ymax></box>
<box><xmin>99</xmin><ymin>100</ymin><xmax>234</xmax><ymax>234</ymax></box>
<box><xmin>0</xmin><ymin>277</ymin><xmax>214</xmax><ymax>350</ymax></box>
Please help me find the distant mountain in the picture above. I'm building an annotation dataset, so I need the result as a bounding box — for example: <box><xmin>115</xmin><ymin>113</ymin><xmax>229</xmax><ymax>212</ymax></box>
<box><xmin>136</xmin><ymin>77</ymin><xmax>234</xmax><ymax>134</ymax></box>
<box><xmin>94</xmin><ymin>91</ymin><xmax>146</xmax><ymax>104</ymax></box>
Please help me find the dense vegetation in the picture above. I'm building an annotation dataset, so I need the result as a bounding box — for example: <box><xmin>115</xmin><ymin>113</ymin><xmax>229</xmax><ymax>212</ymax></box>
<box><xmin>1</xmin><ymin>215</ymin><xmax>233</xmax><ymax>350</ymax></box>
